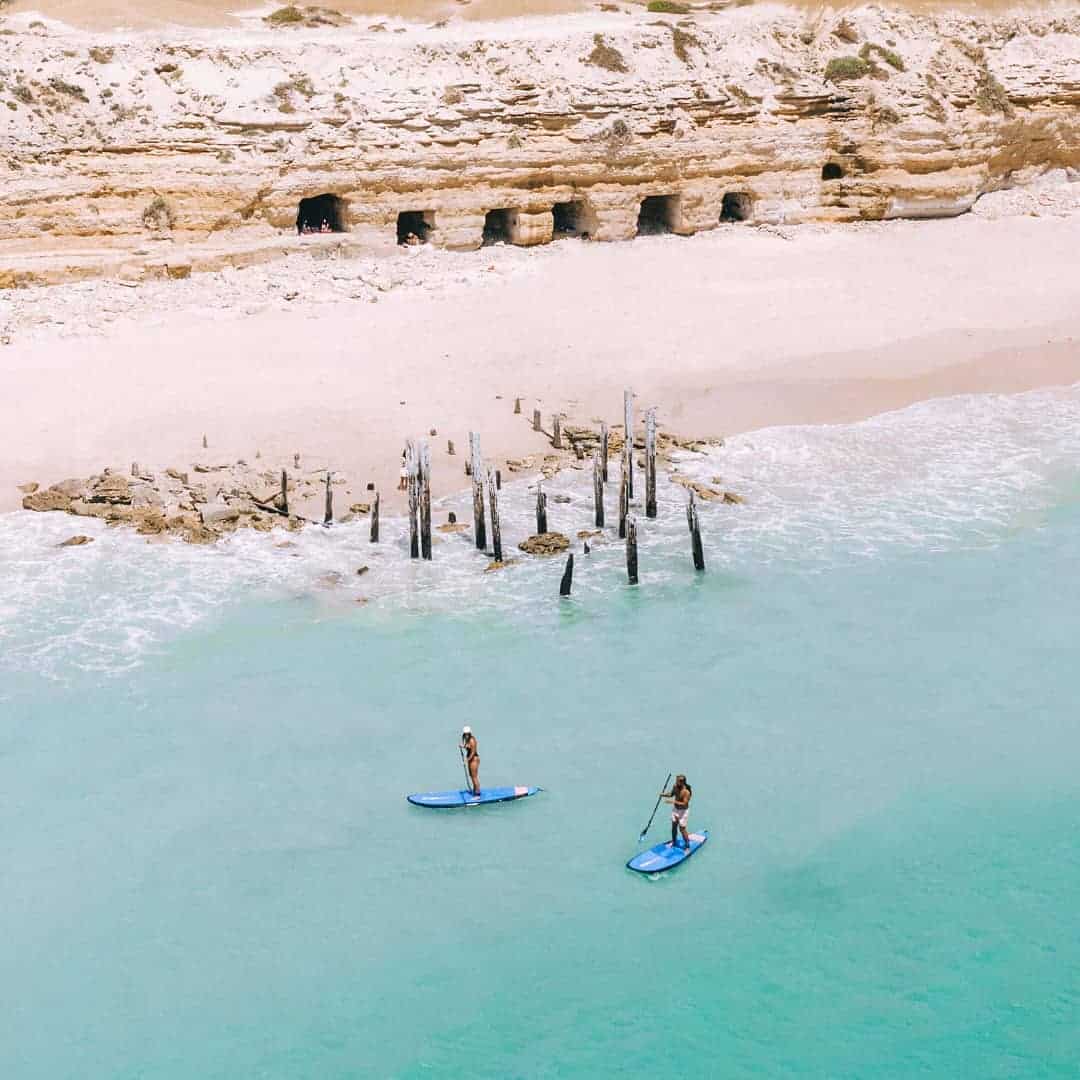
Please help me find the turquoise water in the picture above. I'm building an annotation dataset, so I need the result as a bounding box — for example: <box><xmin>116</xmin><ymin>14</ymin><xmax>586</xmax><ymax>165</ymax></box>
<box><xmin>3</xmin><ymin>389</ymin><xmax>1080</xmax><ymax>1077</ymax></box>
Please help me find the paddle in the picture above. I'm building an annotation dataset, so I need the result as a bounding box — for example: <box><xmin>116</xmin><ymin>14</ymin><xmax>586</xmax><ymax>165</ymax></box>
<box><xmin>638</xmin><ymin>773</ymin><xmax>672</xmax><ymax>844</ymax></box>
<box><xmin>459</xmin><ymin>744</ymin><xmax>472</xmax><ymax>794</ymax></box>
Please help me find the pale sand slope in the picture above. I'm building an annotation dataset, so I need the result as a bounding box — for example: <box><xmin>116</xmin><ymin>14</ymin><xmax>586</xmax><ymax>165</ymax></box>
<box><xmin>7</xmin><ymin>0</ymin><xmax>1050</xmax><ymax>30</ymax></box>
<box><xmin>5</xmin><ymin>207</ymin><xmax>1080</xmax><ymax>516</ymax></box>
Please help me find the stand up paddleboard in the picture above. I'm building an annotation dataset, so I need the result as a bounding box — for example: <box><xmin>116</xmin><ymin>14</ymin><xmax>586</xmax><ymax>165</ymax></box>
<box><xmin>627</xmin><ymin>830</ymin><xmax>708</xmax><ymax>874</ymax></box>
<box><xmin>406</xmin><ymin>786</ymin><xmax>541</xmax><ymax>808</ymax></box>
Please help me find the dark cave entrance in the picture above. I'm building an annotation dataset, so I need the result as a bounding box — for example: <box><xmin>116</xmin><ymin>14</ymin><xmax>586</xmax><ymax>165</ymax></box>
<box><xmin>483</xmin><ymin>209</ymin><xmax>513</xmax><ymax>245</ymax></box>
<box><xmin>821</xmin><ymin>163</ymin><xmax>845</xmax><ymax>181</ymax></box>
<box><xmin>636</xmin><ymin>194</ymin><xmax>679</xmax><ymax>236</ymax></box>
<box><xmin>397</xmin><ymin>210</ymin><xmax>435</xmax><ymax>245</ymax></box>
<box><xmin>720</xmin><ymin>192</ymin><xmax>753</xmax><ymax>222</ymax></box>
<box><xmin>553</xmin><ymin>200</ymin><xmax>594</xmax><ymax>238</ymax></box>
<box><xmin>296</xmin><ymin>194</ymin><xmax>347</xmax><ymax>234</ymax></box>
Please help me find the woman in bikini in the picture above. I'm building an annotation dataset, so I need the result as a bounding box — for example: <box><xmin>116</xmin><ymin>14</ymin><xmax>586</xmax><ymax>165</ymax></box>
<box><xmin>460</xmin><ymin>725</ymin><xmax>480</xmax><ymax>798</ymax></box>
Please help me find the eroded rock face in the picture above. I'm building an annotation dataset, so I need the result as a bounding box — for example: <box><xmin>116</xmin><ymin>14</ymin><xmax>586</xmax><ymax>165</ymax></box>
<box><xmin>1</xmin><ymin>7</ymin><xmax>1078</xmax><ymax>285</ymax></box>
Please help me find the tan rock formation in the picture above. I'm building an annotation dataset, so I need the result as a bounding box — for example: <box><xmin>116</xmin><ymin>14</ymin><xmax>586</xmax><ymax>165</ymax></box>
<box><xmin>1</xmin><ymin>6</ymin><xmax>1077</xmax><ymax>286</ymax></box>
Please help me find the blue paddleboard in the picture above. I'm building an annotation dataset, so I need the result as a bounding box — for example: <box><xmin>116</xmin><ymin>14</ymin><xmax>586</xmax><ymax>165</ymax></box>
<box><xmin>406</xmin><ymin>786</ymin><xmax>541</xmax><ymax>808</ymax></box>
<box><xmin>626</xmin><ymin>830</ymin><xmax>708</xmax><ymax>874</ymax></box>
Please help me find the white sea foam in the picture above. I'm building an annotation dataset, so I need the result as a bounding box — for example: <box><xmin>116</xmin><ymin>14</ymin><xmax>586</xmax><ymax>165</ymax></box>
<box><xmin>1</xmin><ymin>384</ymin><xmax>1078</xmax><ymax>680</ymax></box>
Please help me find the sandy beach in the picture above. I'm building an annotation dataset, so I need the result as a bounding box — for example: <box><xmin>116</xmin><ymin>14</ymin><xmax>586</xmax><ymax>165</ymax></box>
<box><xmin>5</xmin><ymin>193</ymin><xmax>1080</xmax><ymax>517</ymax></box>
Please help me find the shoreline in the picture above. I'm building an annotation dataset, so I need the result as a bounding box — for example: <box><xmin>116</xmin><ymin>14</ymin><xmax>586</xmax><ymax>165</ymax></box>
<box><xmin>6</xmin><ymin>208</ymin><xmax>1080</xmax><ymax>520</ymax></box>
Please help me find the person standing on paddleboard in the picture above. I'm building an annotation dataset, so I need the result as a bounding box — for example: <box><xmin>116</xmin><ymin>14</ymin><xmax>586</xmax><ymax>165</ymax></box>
<box><xmin>460</xmin><ymin>726</ymin><xmax>480</xmax><ymax>798</ymax></box>
<box><xmin>661</xmin><ymin>775</ymin><xmax>692</xmax><ymax>850</ymax></box>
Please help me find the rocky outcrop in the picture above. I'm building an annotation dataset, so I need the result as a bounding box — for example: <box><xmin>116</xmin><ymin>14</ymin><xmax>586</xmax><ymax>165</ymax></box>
<box><xmin>0</xmin><ymin>5</ymin><xmax>1078</xmax><ymax>285</ymax></box>
<box><xmin>518</xmin><ymin>532</ymin><xmax>570</xmax><ymax>555</ymax></box>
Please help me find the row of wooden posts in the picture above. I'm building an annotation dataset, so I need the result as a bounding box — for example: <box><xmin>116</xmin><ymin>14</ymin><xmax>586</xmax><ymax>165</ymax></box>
<box><xmin>299</xmin><ymin>388</ymin><xmax>707</xmax><ymax>593</ymax></box>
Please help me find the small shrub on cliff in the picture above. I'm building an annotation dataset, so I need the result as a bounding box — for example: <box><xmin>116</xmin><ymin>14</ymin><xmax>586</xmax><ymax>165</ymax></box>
<box><xmin>975</xmin><ymin>70</ymin><xmax>1012</xmax><ymax>115</ymax></box>
<box><xmin>832</xmin><ymin>18</ymin><xmax>858</xmax><ymax>44</ymax></box>
<box><xmin>48</xmin><ymin>76</ymin><xmax>88</xmax><ymax>101</ymax></box>
<box><xmin>647</xmin><ymin>1</ymin><xmax>690</xmax><ymax>13</ymax></box>
<box><xmin>859</xmin><ymin>42</ymin><xmax>905</xmax><ymax>71</ymax></box>
<box><xmin>671</xmin><ymin>26</ymin><xmax>700</xmax><ymax>64</ymax></box>
<box><xmin>584</xmin><ymin>34</ymin><xmax>628</xmax><ymax>73</ymax></box>
<box><xmin>12</xmin><ymin>83</ymin><xmax>33</xmax><ymax>104</ymax></box>
<box><xmin>266</xmin><ymin>5</ymin><xmax>304</xmax><ymax>24</ymax></box>
<box><xmin>142</xmin><ymin>196</ymin><xmax>175</xmax><ymax>232</ymax></box>
<box><xmin>824</xmin><ymin>55</ymin><xmax>870</xmax><ymax>82</ymax></box>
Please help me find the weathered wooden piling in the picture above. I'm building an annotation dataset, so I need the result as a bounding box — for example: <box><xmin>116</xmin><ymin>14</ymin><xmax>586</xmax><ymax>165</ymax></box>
<box><xmin>280</xmin><ymin>469</ymin><xmax>288</xmax><ymax>516</ymax></box>
<box><xmin>324</xmin><ymin>470</ymin><xmax>333</xmax><ymax>525</ymax></box>
<box><xmin>618</xmin><ymin>457</ymin><xmax>629</xmax><ymax>539</ymax></box>
<box><xmin>559</xmin><ymin>552</ymin><xmax>574</xmax><ymax>597</ymax></box>
<box><xmin>487</xmin><ymin>467</ymin><xmax>503</xmax><ymax>563</ymax></box>
<box><xmin>687</xmin><ymin>490</ymin><xmax>705</xmax><ymax>572</ymax></box>
<box><xmin>447</xmin><ymin>439</ymin><xmax>455</xmax><ymax>456</ymax></box>
<box><xmin>470</xmin><ymin>432</ymin><xmax>486</xmax><ymax>551</ymax></box>
<box><xmin>370</xmin><ymin>491</ymin><xmax>380</xmax><ymax>543</ymax></box>
<box><xmin>645</xmin><ymin>408</ymin><xmax>657</xmax><ymax>519</ymax></box>
<box><xmin>407</xmin><ymin>441</ymin><xmax>420</xmax><ymax>559</ymax></box>
<box><xmin>600</xmin><ymin>422</ymin><xmax>609</xmax><ymax>482</ymax></box>
<box><xmin>593</xmin><ymin>450</ymin><xmax>605</xmax><ymax>528</ymax></box>
<box><xmin>131</xmin><ymin>461</ymin><xmax>139</xmax><ymax>477</ymax></box>
<box><xmin>552</xmin><ymin>414</ymin><xmax>563</xmax><ymax>449</ymax></box>
<box><xmin>202</xmin><ymin>434</ymin><xmax>208</xmax><ymax>449</ymax></box>
<box><xmin>496</xmin><ymin>469</ymin><xmax>502</xmax><ymax>490</ymax></box>
<box><xmin>514</xmin><ymin>397</ymin><xmax>522</xmax><ymax>415</ymax></box>
<box><xmin>533</xmin><ymin>408</ymin><xmax>542</xmax><ymax>432</ymax></box>
<box><xmin>293</xmin><ymin>452</ymin><xmax>300</xmax><ymax>470</ymax></box>
<box><xmin>626</xmin><ymin>514</ymin><xmax>639</xmax><ymax>585</ymax></box>
<box><xmin>623</xmin><ymin>388</ymin><xmax>634</xmax><ymax>499</ymax></box>
<box><xmin>420</xmin><ymin>442</ymin><xmax>432</xmax><ymax>561</ymax></box>
<box><xmin>536</xmin><ymin>479</ymin><xmax>548</xmax><ymax>535</ymax></box>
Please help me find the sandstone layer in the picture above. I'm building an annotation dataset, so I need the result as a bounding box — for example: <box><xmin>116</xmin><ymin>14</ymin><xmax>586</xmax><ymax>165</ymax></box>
<box><xmin>1</xmin><ymin>4</ymin><xmax>1078</xmax><ymax>285</ymax></box>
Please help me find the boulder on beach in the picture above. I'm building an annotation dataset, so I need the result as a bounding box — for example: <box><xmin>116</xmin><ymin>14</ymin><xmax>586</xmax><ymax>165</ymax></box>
<box><xmin>18</xmin><ymin>481</ymin><xmax>39</xmax><ymax>495</ymax></box>
<box><xmin>518</xmin><ymin>532</ymin><xmax>570</xmax><ymax>556</ymax></box>
<box><xmin>24</xmin><ymin>487</ymin><xmax>75</xmax><ymax>512</ymax></box>
<box><xmin>87</xmin><ymin>475</ymin><xmax>133</xmax><ymax>504</ymax></box>
<box><xmin>200</xmin><ymin>502</ymin><xmax>240</xmax><ymax>526</ymax></box>
<box><xmin>57</xmin><ymin>535</ymin><xmax>94</xmax><ymax>547</ymax></box>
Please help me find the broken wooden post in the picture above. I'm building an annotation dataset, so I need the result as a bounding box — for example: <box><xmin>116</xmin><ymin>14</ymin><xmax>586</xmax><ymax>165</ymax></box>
<box><xmin>324</xmin><ymin>470</ymin><xmax>333</xmax><ymax>525</ymax></box>
<box><xmin>487</xmin><ymin>467</ymin><xmax>503</xmax><ymax>563</ymax></box>
<box><xmin>420</xmin><ymin>442</ymin><xmax>432</xmax><ymax>561</ymax></box>
<box><xmin>687</xmin><ymin>489</ymin><xmax>705</xmax><ymax>572</ymax></box>
<box><xmin>131</xmin><ymin>461</ymin><xmax>139</xmax><ymax>477</ymax></box>
<box><xmin>601</xmin><ymin>422</ymin><xmax>609</xmax><ymax>482</ymax></box>
<box><xmin>552</xmin><ymin>414</ymin><xmax>563</xmax><ymax>449</ymax></box>
<box><xmin>623</xmin><ymin>388</ymin><xmax>634</xmax><ymax>499</ymax></box>
<box><xmin>448</xmin><ymin>439</ymin><xmax>455</xmax><ymax>456</ymax></box>
<box><xmin>533</xmin><ymin>408</ymin><xmax>542</xmax><ymax>432</ymax></box>
<box><xmin>618</xmin><ymin>456</ymin><xmax>629</xmax><ymax>539</ymax></box>
<box><xmin>496</xmin><ymin>469</ymin><xmax>502</xmax><ymax>490</ymax></box>
<box><xmin>514</xmin><ymin>397</ymin><xmax>522</xmax><ymax>415</ymax></box>
<box><xmin>280</xmin><ymin>469</ymin><xmax>288</xmax><ymax>517</ymax></box>
<box><xmin>293</xmin><ymin>452</ymin><xmax>300</xmax><ymax>470</ymax></box>
<box><xmin>626</xmin><ymin>514</ymin><xmax>639</xmax><ymax>585</ymax></box>
<box><xmin>536</xmin><ymin>479</ymin><xmax>548</xmax><ymax>535</ymax></box>
<box><xmin>370</xmin><ymin>491</ymin><xmax>380</xmax><ymax>543</ymax></box>
<box><xmin>645</xmin><ymin>407</ymin><xmax>657</xmax><ymax>519</ymax></box>
<box><xmin>202</xmin><ymin>434</ymin><xmax>208</xmax><ymax>449</ymax></box>
<box><xmin>593</xmin><ymin>450</ymin><xmax>605</xmax><ymax>528</ymax></box>
<box><xmin>559</xmin><ymin>552</ymin><xmax>574</xmax><ymax>597</ymax></box>
<box><xmin>470</xmin><ymin>432</ymin><xmax>486</xmax><ymax>551</ymax></box>
<box><xmin>406</xmin><ymin>441</ymin><xmax>420</xmax><ymax>559</ymax></box>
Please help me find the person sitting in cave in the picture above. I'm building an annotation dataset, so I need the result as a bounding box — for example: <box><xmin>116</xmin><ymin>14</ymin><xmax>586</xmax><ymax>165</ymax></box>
<box><xmin>320</xmin><ymin>219</ymin><xmax>331</xmax><ymax>233</ymax></box>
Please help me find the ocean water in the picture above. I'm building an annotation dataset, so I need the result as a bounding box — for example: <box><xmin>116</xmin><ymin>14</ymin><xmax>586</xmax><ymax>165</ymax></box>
<box><xmin>2</xmin><ymin>387</ymin><xmax>1080</xmax><ymax>1078</ymax></box>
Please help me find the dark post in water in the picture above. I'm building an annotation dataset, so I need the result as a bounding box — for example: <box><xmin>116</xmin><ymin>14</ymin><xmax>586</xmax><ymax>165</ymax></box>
<box><xmin>645</xmin><ymin>408</ymin><xmax>657</xmax><ymax>519</ymax></box>
<box><xmin>487</xmin><ymin>467</ymin><xmax>503</xmax><ymax>563</ymax></box>
<box><xmin>618</xmin><ymin>455</ymin><xmax>629</xmax><ymax>539</ymax></box>
<box><xmin>280</xmin><ymin>469</ymin><xmax>288</xmax><ymax>517</ymax></box>
<box><xmin>533</xmin><ymin>408</ymin><xmax>542</xmax><ymax>433</ymax></box>
<box><xmin>370</xmin><ymin>491</ymin><xmax>380</xmax><ymax>543</ymax></box>
<box><xmin>559</xmin><ymin>552</ymin><xmax>574</xmax><ymax>597</ymax></box>
<box><xmin>552</xmin><ymin>414</ymin><xmax>563</xmax><ymax>450</ymax></box>
<box><xmin>626</xmin><ymin>514</ymin><xmax>639</xmax><ymax>585</ymax></box>
<box><xmin>593</xmin><ymin>450</ymin><xmax>605</xmax><ymax>528</ymax></box>
<box><xmin>600</xmin><ymin>422</ymin><xmax>609</xmax><ymax>482</ymax></box>
<box><xmin>536</xmin><ymin>479</ymin><xmax>548</xmax><ymax>535</ymax></box>
<box><xmin>324</xmin><ymin>470</ymin><xmax>333</xmax><ymax>525</ymax></box>
<box><xmin>623</xmin><ymin>388</ymin><xmax>634</xmax><ymax>500</ymax></box>
<box><xmin>470</xmin><ymin>432</ymin><xmax>486</xmax><ymax>551</ymax></box>
<box><xmin>686</xmin><ymin>489</ymin><xmax>705</xmax><ymax>572</ymax></box>
<box><xmin>420</xmin><ymin>442</ymin><xmax>432</xmax><ymax>561</ymax></box>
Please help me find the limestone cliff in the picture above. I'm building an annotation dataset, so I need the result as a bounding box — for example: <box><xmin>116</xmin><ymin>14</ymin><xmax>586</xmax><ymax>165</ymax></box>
<box><xmin>1</xmin><ymin>4</ymin><xmax>1078</xmax><ymax>284</ymax></box>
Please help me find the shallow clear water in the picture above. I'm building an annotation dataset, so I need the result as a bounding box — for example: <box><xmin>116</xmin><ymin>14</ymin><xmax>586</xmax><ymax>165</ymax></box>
<box><xmin>3</xmin><ymin>388</ymin><xmax>1080</xmax><ymax>1077</ymax></box>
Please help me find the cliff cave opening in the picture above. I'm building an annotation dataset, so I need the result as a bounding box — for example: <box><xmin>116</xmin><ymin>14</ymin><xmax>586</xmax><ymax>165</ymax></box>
<box><xmin>720</xmin><ymin>192</ymin><xmax>753</xmax><ymax>222</ymax></box>
<box><xmin>553</xmin><ymin>200</ymin><xmax>596</xmax><ymax>238</ymax></box>
<box><xmin>636</xmin><ymin>194</ymin><xmax>679</xmax><ymax>236</ymax></box>
<box><xmin>296</xmin><ymin>193</ymin><xmax>347</xmax><ymax>234</ymax></box>
<box><xmin>483</xmin><ymin>208</ymin><xmax>513</xmax><ymax>245</ymax></box>
<box><xmin>821</xmin><ymin>163</ymin><xmax>845</xmax><ymax>181</ymax></box>
<box><xmin>397</xmin><ymin>210</ymin><xmax>435</xmax><ymax>245</ymax></box>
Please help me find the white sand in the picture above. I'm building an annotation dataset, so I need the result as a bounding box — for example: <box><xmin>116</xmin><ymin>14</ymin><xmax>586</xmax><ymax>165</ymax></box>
<box><xmin>5</xmin><ymin>202</ymin><xmax>1080</xmax><ymax>515</ymax></box>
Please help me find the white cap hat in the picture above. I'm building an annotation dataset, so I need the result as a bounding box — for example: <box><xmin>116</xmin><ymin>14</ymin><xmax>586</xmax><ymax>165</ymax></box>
<box><xmin>462</xmin><ymin>725</ymin><xmax>472</xmax><ymax>734</ymax></box>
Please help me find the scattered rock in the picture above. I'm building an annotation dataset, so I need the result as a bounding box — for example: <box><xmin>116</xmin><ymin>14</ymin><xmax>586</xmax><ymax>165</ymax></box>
<box><xmin>86</xmin><ymin>475</ymin><xmax>132</xmax><ymax>504</ymax></box>
<box><xmin>484</xmin><ymin>558</ymin><xmax>520</xmax><ymax>572</ymax></box>
<box><xmin>551</xmin><ymin>493</ymin><xmax>572</xmax><ymax>504</ymax></box>
<box><xmin>577</xmin><ymin>529</ymin><xmax>602</xmax><ymax>539</ymax></box>
<box><xmin>356</xmin><ymin>565</ymin><xmax>370</xmax><ymax>576</ymax></box>
<box><xmin>348</xmin><ymin>502</ymin><xmax>371</xmax><ymax>514</ymax></box>
<box><xmin>199</xmin><ymin>502</ymin><xmax>240</xmax><ymax>525</ymax></box>
<box><xmin>23</xmin><ymin>487</ymin><xmax>75</xmax><ymax>512</ymax></box>
<box><xmin>17</xmin><ymin>481</ymin><xmax>39</xmax><ymax>494</ymax></box>
<box><xmin>437</xmin><ymin>522</ymin><xmax>470</xmax><ymax>533</ymax></box>
<box><xmin>57</xmin><ymin>534</ymin><xmax>94</xmax><ymax>547</ymax></box>
<box><xmin>131</xmin><ymin>484</ymin><xmax>164</xmax><ymax>510</ymax></box>
<box><xmin>518</xmin><ymin>532</ymin><xmax>570</xmax><ymax>555</ymax></box>
<box><xmin>723</xmin><ymin>491</ymin><xmax>744</xmax><ymax>504</ymax></box>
